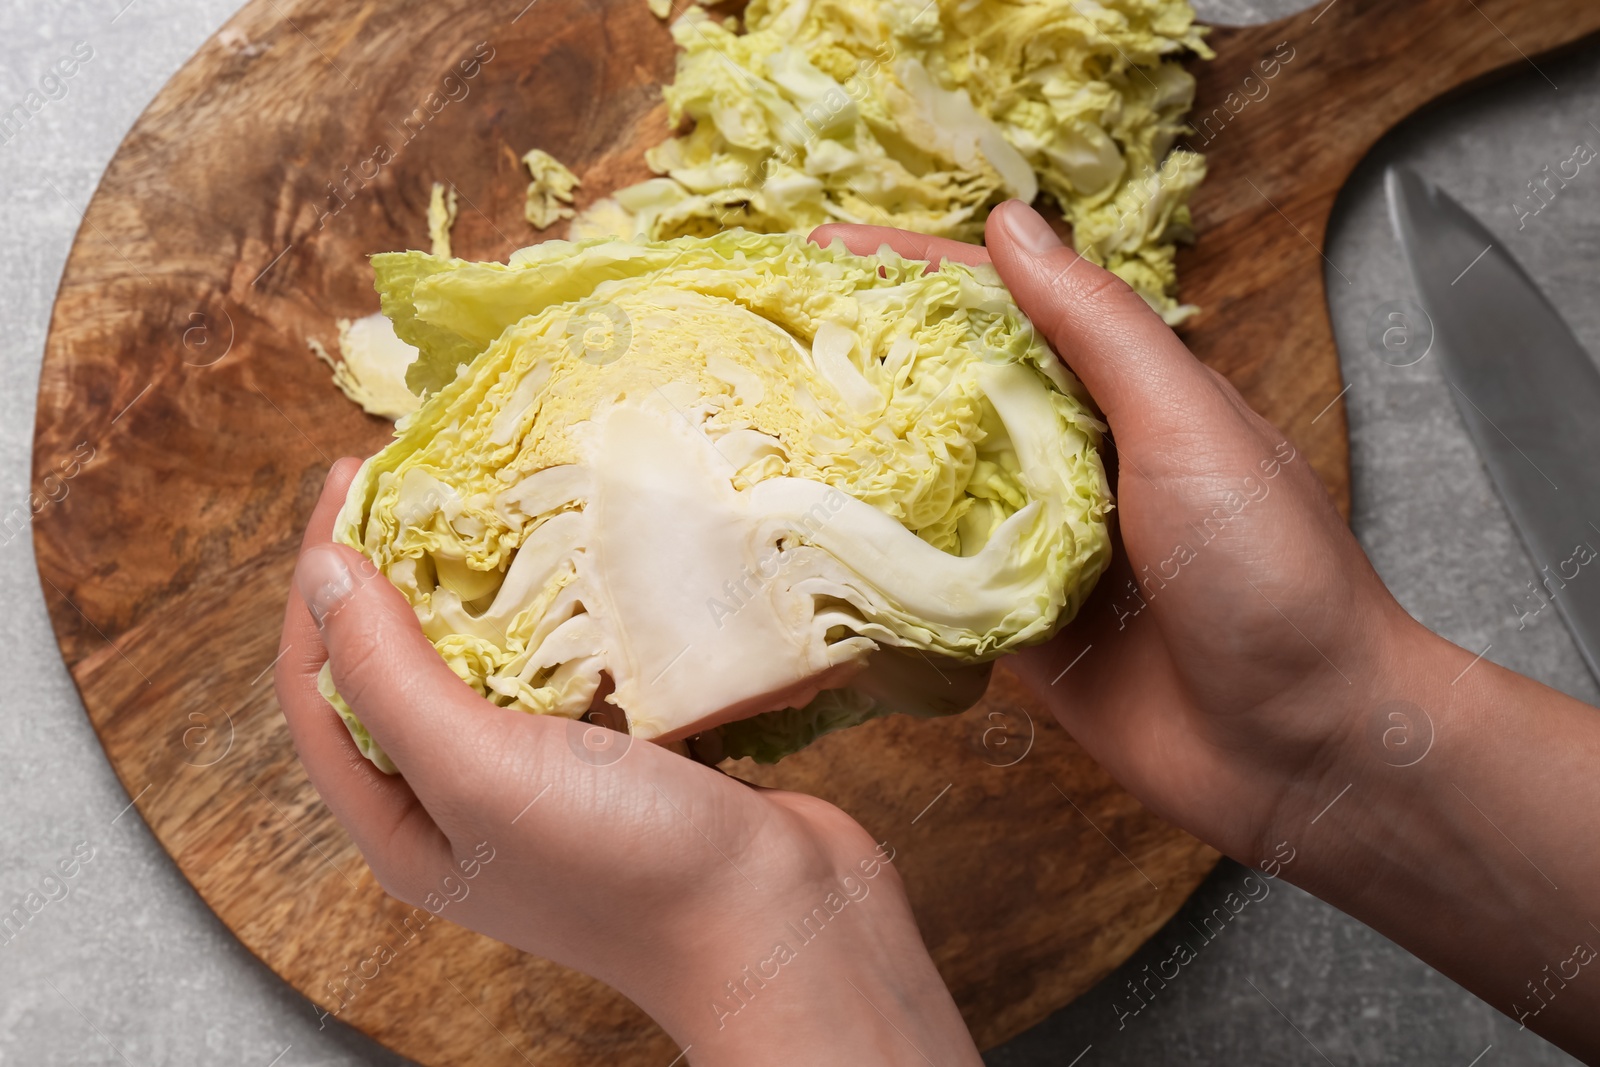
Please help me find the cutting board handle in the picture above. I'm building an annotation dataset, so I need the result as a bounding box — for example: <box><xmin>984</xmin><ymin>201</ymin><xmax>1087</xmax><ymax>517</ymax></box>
<box><xmin>1172</xmin><ymin>0</ymin><xmax>1600</xmax><ymax>513</ymax></box>
<box><xmin>1200</xmin><ymin>0</ymin><xmax>1599</xmax><ymax>203</ymax></box>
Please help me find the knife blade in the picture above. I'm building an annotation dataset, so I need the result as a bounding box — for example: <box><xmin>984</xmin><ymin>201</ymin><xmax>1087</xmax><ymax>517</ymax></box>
<box><xmin>1386</xmin><ymin>165</ymin><xmax>1600</xmax><ymax>683</ymax></box>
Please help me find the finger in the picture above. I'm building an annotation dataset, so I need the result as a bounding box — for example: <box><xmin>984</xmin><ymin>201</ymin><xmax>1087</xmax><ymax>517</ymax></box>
<box><xmin>293</xmin><ymin>541</ymin><xmax>529</xmax><ymax>809</ymax></box>
<box><xmin>279</xmin><ymin>458</ymin><xmax>370</xmax><ymax>757</ymax></box>
<box><xmin>983</xmin><ymin>200</ymin><xmax>1223</xmax><ymax>432</ymax></box>
<box><xmin>300</xmin><ymin>456</ymin><xmax>364</xmax><ymax>551</ymax></box>
<box><xmin>279</xmin><ymin>458</ymin><xmax>365</xmax><ymax>722</ymax></box>
<box><xmin>809</xmin><ymin>224</ymin><xmax>991</xmax><ymax>268</ymax></box>
<box><xmin>276</xmin><ymin>462</ymin><xmax>454</xmax><ymax>886</ymax></box>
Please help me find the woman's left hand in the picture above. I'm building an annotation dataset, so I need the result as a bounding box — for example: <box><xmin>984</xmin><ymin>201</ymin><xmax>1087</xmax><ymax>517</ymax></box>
<box><xmin>275</xmin><ymin>459</ymin><xmax>981</xmax><ymax>1066</ymax></box>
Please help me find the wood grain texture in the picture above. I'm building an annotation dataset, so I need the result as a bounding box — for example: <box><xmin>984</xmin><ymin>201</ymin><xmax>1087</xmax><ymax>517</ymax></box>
<box><xmin>30</xmin><ymin>0</ymin><xmax>1600</xmax><ymax>1063</ymax></box>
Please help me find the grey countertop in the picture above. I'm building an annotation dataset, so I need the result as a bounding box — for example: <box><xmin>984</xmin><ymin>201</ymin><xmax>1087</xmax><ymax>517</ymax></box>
<box><xmin>1</xmin><ymin>1</ymin><xmax>1594</xmax><ymax>1064</ymax></box>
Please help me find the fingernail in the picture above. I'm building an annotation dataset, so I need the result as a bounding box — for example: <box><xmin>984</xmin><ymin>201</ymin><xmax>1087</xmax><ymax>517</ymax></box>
<box><xmin>998</xmin><ymin>201</ymin><xmax>1061</xmax><ymax>254</ymax></box>
<box><xmin>298</xmin><ymin>545</ymin><xmax>354</xmax><ymax>628</ymax></box>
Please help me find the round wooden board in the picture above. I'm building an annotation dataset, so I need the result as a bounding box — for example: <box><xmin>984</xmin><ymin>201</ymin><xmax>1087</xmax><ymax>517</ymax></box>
<box><xmin>32</xmin><ymin>0</ymin><xmax>1600</xmax><ymax>1063</ymax></box>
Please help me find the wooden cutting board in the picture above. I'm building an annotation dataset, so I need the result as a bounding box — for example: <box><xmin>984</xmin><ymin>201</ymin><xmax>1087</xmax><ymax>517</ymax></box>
<box><xmin>31</xmin><ymin>0</ymin><xmax>1600</xmax><ymax>1062</ymax></box>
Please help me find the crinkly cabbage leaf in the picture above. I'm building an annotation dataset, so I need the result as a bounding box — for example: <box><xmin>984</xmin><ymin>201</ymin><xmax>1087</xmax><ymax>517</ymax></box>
<box><xmin>329</xmin><ymin>231</ymin><xmax>1111</xmax><ymax>767</ymax></box>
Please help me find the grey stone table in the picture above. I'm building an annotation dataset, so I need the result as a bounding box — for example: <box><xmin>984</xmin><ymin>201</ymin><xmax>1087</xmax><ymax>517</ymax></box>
<box><xmin>0</xmin><ymin>0</ymin><xmax>1592</xmax><ymax>1063</ymax></box>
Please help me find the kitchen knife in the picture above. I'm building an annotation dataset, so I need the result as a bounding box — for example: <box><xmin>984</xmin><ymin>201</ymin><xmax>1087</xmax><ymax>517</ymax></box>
<box><xmin>1386</xmin><ymin>165</ymin><xmax>1600</xmax><ymax>683</ymax></box>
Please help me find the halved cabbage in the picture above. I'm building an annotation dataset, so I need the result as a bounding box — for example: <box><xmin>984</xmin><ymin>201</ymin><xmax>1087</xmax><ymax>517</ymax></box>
<box><xmin>326</xmin><ymin>231</ymin><xmax>1111</xmax><ymax>769</ymax></box>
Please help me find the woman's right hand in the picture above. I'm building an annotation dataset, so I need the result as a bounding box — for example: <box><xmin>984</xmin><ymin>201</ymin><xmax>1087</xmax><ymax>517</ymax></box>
<box><xmin>818</xmin><ymin>202</ymin><xmax>1414</xmax><ymax>864</ymax></box>
<box><xmin>817</xmin><ymin>204</ymin><xmax>1600</xmax><ymax>1061</ymax></box>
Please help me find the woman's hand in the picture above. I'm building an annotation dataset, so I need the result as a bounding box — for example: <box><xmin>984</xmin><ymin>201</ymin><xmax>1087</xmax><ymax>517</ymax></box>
<box><xmin>816</xmin><ymin>203</ymin><xmax>1408</xmax><ymax>863</ymax></box>
<box><xmin>275</xmin><ymin>461</ymin><xmax>982</xmax><ymax>1067</ymax></box>
<box><xmin>817</xmin><ymin>204</ymin><xmax>1600</xmax><ymax>1061</ymax></box>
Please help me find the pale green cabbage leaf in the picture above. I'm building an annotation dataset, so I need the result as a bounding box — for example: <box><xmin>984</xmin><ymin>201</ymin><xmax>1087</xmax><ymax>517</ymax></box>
<box><xmin>326</xmin><ymin>231</ymin><xmax>1111</xmax><ymax>767</ymax></box>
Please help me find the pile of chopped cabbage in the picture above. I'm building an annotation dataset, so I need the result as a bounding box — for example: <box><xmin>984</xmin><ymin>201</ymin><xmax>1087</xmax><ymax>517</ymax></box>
<box><xmin>575</xmin><ymin>0</ymin><xmax>1212</xmax><ymax>323</ymax></box>
<box><xmin>325</xmin><ymin>231</ymin><xmax>1112</xmax><ymax>768</ymax></box>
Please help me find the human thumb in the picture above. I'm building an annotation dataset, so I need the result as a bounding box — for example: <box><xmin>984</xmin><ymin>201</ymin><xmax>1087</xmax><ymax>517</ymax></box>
<box><xmin>984</xmin><ymin>200</ymin><xmax>1219</xmax><ymax>433</ymax></box>
<box><xmin>295</xmin><ymin>542</ymin><xmax>487</xmax><ymax>788</ymax></box>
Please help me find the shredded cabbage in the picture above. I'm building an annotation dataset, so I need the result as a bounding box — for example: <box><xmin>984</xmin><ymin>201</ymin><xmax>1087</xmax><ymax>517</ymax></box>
<box><xmin>326</xmin><ymin>231</ymin><xmax>1112</xmax><ymax>766</ymax></box>
<box><xmin>523</xmin><ymin>149</ymin><xmax>581</xmax><ymax>229</ymax></box>
<box><xmin>427</xmin><ymin>181</ymin><xmax>459</xmax><ymax>259</ymax></box>
<box><xmin>581</xmin><ymin>0</ymin><xmax>1211</xmax><ymax>323</ymax></box>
